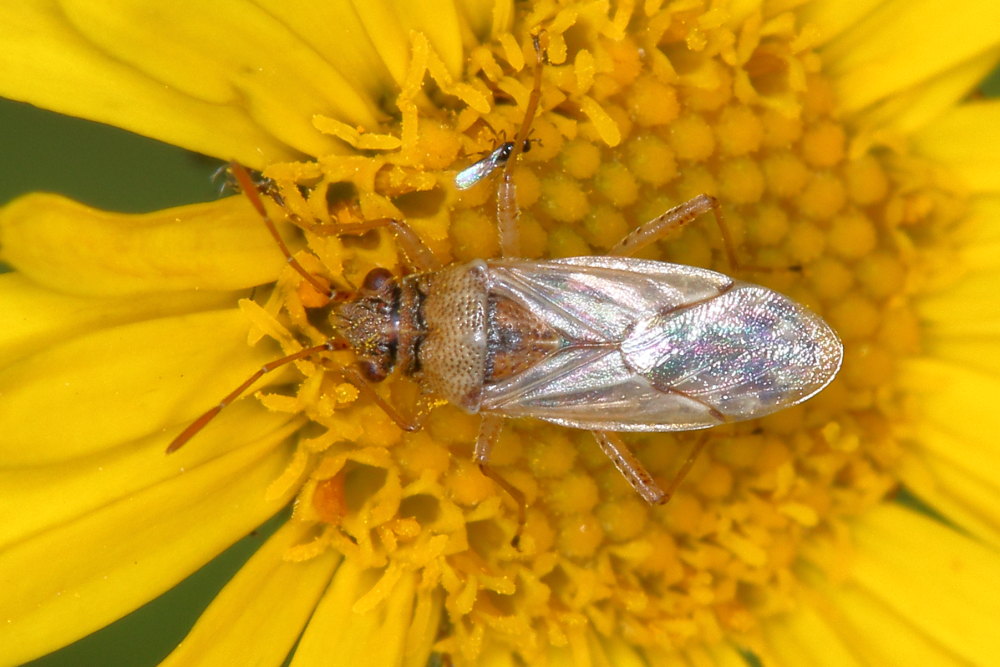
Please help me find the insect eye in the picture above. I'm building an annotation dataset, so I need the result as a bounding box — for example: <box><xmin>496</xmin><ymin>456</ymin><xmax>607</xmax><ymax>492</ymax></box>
<box><xmin>361</xmin><ymin>267</ymin><xmax>393</xmax><ymax>293</ymax></box>
<box><xmin>521</xmin><ymin>139</ymin><xmax>532</xmax><ymax>154</ymax></box>
<box><xmin>359</xmin><ymin>359</ymin><xmax>387</xmax><ymax>382</ymax></box>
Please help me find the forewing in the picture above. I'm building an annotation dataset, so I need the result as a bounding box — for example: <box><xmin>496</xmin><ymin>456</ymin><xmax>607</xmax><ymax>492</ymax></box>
<box><xmin>480</xmin><ymin>262</ymin><xmax>842</xmax><ymax>431</ymax></box>
<box><xmin>621</xmin><ymin>283</ymin><xmax>843</xmax><ymax>421</ymax></box>
<box><xmin>480</xmin><ymin>257</ymin><xmax>738</xmax><ymax>430</ymax></box>
<box><xmin>486</xmin><ymin>257</ymin><xmax>732</xmax><ymax>343</ymax></box>
<box><xmin>480</xmin><ymin>343</ymin><xmax>728</xmax><ymax>430</ymax></box>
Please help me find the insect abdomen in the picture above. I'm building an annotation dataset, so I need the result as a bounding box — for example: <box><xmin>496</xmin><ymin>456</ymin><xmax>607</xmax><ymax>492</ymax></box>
<box><xmin>485</xmin><ymin>294</ymin><xmax>562</xmax><ymax>382</ymax></box>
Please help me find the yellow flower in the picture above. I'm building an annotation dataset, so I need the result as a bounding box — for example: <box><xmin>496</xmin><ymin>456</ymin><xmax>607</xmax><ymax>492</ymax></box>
<box><xmin>2</xmin><ymin>1</ymin><xmax>1000</xmax><ymax>665</ymax></box>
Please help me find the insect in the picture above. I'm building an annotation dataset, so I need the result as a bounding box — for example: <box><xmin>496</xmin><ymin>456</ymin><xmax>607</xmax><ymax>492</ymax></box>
<box><xmin>454</xmin><ymin>138</ymin><xmax>534</xmax><ymax>190</ymax></box>
<box><xmin>167</xmin><ymin>34</ymin><xmax>842</xmax><ymax>544</ymax></box>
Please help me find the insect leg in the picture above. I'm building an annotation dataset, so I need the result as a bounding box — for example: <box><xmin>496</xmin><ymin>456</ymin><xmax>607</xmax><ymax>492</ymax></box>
<box><xmin>474</xmin><ymin>415</ymin><xmax>526</xmax><ymax>546</ymax></box>
<box><xmin>496</xmin><ymin>32</ymin><xmax>546</xmax><ymax>258</ymax></box>
<box><xmin>166</xmin><ymin>340</ymin><xmax>347</xmax><ymax>453</ymax></box>
<box><xmin>384</xmin><ymin>219</ymin><xmax>443</xmax><ymax>272</ymax></box>
<box><xmin>294</xmin><ymin>215</ymin><xmax>441</xmax><ymax>273</ymax></box>
<box><xmin>591</xmin><ymin>431</ymin><xmax>667</xmax><ymax>504</ymax></box>
<box><xmin>330</xmin><ymin>365</ymin><xmax>431</xmax><ymax>432</ymax></box>
<box><xmin>609</xmin><ymin>194</ymin><xmax>740</xmax><ymax>270</ymax></box>
<box><xmin>229</xmin><ymin>162</ymin><xmax>338</xmax><ymax>299</ymax></box>
<box><xmin>662</xmin><ymin>435</ymin><xmax>709</xmax><ymax>502</ymax></box>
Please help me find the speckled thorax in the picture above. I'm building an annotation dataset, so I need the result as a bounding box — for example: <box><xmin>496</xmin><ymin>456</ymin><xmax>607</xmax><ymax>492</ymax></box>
<box><xmin>334</xmin><ymin>261</ymin><xmax>563</xmax><ymax>413</ymax></box>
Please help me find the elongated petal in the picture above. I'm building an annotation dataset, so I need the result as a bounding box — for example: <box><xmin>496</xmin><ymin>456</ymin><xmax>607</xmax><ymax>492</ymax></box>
<box><xmin>0</xmin><ymin>273</ymin><xmax>239</xmax><ymax>366</ymax></box>
<box><xmin>760</xmin><ymin>604</ymin><xmax>863</xmax><ymax>667</ymax></box>
<box><xmin>850</xmin><ymin>504</ymin><xmax>1000</xmax><ymax>663</ymax></box>
<box><xmin>0</xmin><ymin>404</ymin><xmax>295</xmax><ymax>553</ymax></box>
<box><xmin>162</xmin><ymin>520</ymin><xmax>340</xmax><ymax>667</ymax></box>
<box><xmin>913</xmin><ymin>102</ymin><xmax>1000</xmax><ymax>194</ymax></box>
<box><xmin>290</xmin><ymin>560</ymin><xmax>441</xmax><ymax>667</ymax></box>
<box><xmin>822</xmin><ymin>0</ymin><xmax>1000</xmax><ymax>114</ymax></box>
<box><xmin>899</xmin><ymin>438</ymin><xmax>1000</xmax><ymax>549</ymax></box>
<box><xmin>0</xmin><ymin>308</ymin><xmax>285</xmax><ymax>465</ymax></box>
<box><xmin>0</xmin><ymin>432</ymin><xmax>296</xmax><ymax>667</ymax></box>
<box><xmin>0</xmin><ymin>194</ymin><xmax>290</xmax><ymax>296</ymax></box>
<box><xmin>849</xmin><ymin>49</ymin><xmax>1000</xmax><ymax>139</ymax></box>
<box><xmin>0</xmin><ymin>2</ymin><xmax>393</xmax><ymax>164</ymax></box>
<box><xmin>352</xmin><ymin>0</ymin><xmax>464</xmax><ymax>85</ymax></box>
<box><xmin>802</xmin><ymin>569</ymin><xmax>967</xmax><ymax>665</ymax></box>
<box><xmin>799</xmin><ymin>0</ymin><xmax>884</xmax><ymax>45</ymax></box>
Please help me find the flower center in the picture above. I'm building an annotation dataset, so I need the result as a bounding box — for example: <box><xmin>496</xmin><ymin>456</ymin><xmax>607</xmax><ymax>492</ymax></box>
<box><xmin>252</xmin><ymin>3</ymin><xmax>964</xmax><ymax>661</ymax></box>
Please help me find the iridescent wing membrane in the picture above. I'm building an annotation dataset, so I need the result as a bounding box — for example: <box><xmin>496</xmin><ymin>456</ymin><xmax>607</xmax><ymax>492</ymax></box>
<box><xmin>480</xmin><ymin>257</ymin><xmax>843</xmax><ymax>431</ymax></box>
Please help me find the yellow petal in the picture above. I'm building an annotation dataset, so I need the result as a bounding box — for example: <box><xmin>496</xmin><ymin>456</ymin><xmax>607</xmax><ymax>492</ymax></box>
<box><xmin>913</xmin><ymin>101</ymin><xmax>1000</xmax><ymax>194</ymax></box>
<box><xmin>799</xmin><ymin>0</ymin><xmax>884</xmax><ymax>45</ymax></box>
<box><xmin>760</xmin><ymin>604</ymin><xmax>863</xmax><ymax>667</ymax></box>
<box><xmin>0</xmin><ymin>272</ymin><xmax>239</xmax><ymax>367</ymax></box>
<box><xmin>851</xmin><ymin>504</ymin><xmax>1000</xmax><ymax>663</ymax></box>
<box><xmin>851</xmin><ymin>48</ymin><xmax>1000</xmax><ymax>140</ymax></box>
<box><xmin>161</xmin><ymin>519</ymin><xmax>340</xmax><ymax>667</ymax></box>
<box><xmin>823</xmin><ymin>0</ymin><xmax>1000</xmax><ymax>114</ymax></box>
<box><xmin>0</xmin><ymin>2</ymin><xmax>390</xmax><ymax>164</ymax></box>
<box><xmin>0</xmin><ymin>403</ymin><xmax>294</xmax><ymax>554</ymax></box>
<box><xmin>254</xmin><ymin>0</ymin><xmax>399</xmax><ymax>108</ymax></box>
<box><xmin>290</xmin><ymin>560</ymin><xmax>440</xmax><ymax>667</ymax></box>
<box><xmin>949</xmin><ymin>196</ymin><xmax>1000</xmax><ymax>272</ymax></box>
<box><xmin>352</xmin><ymin>0</ymin><xmax>464</xmax><ymax>85</ymax></box>
<box><xmin>0</xmin><ymin>432</ymin><xmax>295</xmax><ymax>666</ymax></box>
<box><xmin>0</xmin><ymin>193</ymin><xmax>291</xmax><ymax>296</ymax></box>
<box><xmin>900</xmin><ymin>358</ymin><xmax>1000</xmax><ymax>442</ymax></box>
<box><xmin>899</xmin><ymin>440</ymin><xmax>1000</xmax><ymax>549</ymax></box>
<box><xmin>0</xmin><ymin>308</ymin><xmax>284</xmax><ymax>465</ymax></box>
<box><xmin>804</xmin><ymin>571</ymin><xmax>967</xmax><ymax>665</ymax></box>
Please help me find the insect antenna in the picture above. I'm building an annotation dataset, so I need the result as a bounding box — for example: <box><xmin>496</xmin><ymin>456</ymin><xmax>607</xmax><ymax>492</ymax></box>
<box><xmin>228</xmin><ymin>162</ymin><xmax>337</xmax><ymax>302</ymax></box>
<box><xmin>496</xmin><ymin>30</ymin><xmax>546</xmax><ymax>258</ymax></box>
<box><xmin>166</xmin><ymin>339</ymin><xmax>350</xmax><ymax>453</ymax></box>
<box><xmin>503</xmin><ymin>31</ymin><xmax>545</xmax><ymax>178</ymax></box>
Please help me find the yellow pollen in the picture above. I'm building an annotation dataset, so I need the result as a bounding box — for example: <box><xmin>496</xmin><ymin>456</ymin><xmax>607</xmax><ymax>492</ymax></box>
<box><xmin>762</xmin><ymin>152</ymin><xmax>809</xmax><ymax>198</ymax></box>
<box><xmin>667</xmin><ymin>113</ymin><xmax>716</xmax><ymax>161</ymax></box>
<box><xmin>539</xmin><ymin>174</ymin><xmax>590</xmax><ymax>223</ymax></box>
<box><xmin>583</xmin><ymin>205</ymin><xmax>629</xmax><ymax>250</ymax></box>
<box><xmin>798</xmin><ymin>171</ymin><xmax>847</xmax><ymax>220</ymax></box>
<box><xmin>627</xmin><ymin>76</ymin><xmax>680</xmax><ymax>127</ymax></box>
<box><xmin>548</xmin><ymin>474</ymin><xmax>600</xmax><ymax>515</ymax></box>
<box><xmin>594</xmin><ymin>162</ymin><xmax>640</xmax><ymax>207</ymax></box>
<box><xmin>718</xmin><ymin>157</ymin><xmax>765</xmax><ymax>204</ymax></box>
<box><xmin>761</xmin><ymin>108</ymin><xmax>804</xmax><ymax>148</ymax></box>
<box><xmin>715</xmin><ymin>105</ymin><xmax>764</xmax><ymax>156</ymax></box>
<box><xmin>627</xmin><ymin>134</ymin><xmax>678</xmax><ymax>186</ymax></box>
<box><xmin>801</xmin><ymin>121</ymin><xmax>846</xmax><ymax>168</ymax></box>
<box><xmin>844</xmin><ymin>154</ymin><xmax>890</xmax><ymax>205</ymax></box>
<box><xmin>558</xmin><ymin>514</ymin><xmax>604</xmax><ymax>558</ymax></box>
<box><xmin>828</xmin><ymin>212</ymin><xmax>878</xmax><ymax>260</ymax></box>
<box><xmin>597</xmin><ymin>497</ymin><xmax>649</xmax><ymax>542</ymax></box>
<box><xmin>560</xmin><ymin>139</ymin><xmax>602</xmax><ymax>180</ymax></box>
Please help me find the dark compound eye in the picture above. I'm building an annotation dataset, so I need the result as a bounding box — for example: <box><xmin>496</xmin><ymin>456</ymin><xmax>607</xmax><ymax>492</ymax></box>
<box><xmin>361</xmin><ymin>267</ymin><xmax>393</xmax><ymax>293</ymax></box>
<box><xmin>497</xmin><ymin>141</ymin><xmax>515</xmax><ymax>161</ymax></box>
<box><xmin>359</xmin><ymin>359</ymin><xmax>387</xmax><ymax>382</ymax></box>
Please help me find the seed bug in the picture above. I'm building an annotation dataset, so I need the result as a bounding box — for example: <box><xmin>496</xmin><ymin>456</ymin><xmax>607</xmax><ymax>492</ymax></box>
<box><xmin>167</xmin><ymin>34</ymin><xmax>842</xmax><ymax>545</ymax></box>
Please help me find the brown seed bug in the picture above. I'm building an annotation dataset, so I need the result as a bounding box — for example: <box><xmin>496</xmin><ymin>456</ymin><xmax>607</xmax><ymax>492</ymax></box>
<box><xmin>167</xmin><ymin>34</ymin><xmax>842</xmax><ymax>545</ymax></box>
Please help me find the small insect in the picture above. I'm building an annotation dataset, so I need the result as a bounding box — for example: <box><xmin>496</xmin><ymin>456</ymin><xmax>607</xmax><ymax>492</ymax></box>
<box><xmin>167</xmin><ymin>34</ymin><xmax>843</xmax><ymax>544</ymax></box>
<box><xmin>454</xmin><ymin>138</ymin><xmax>533</xmax><ymax>190</ymax></box>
